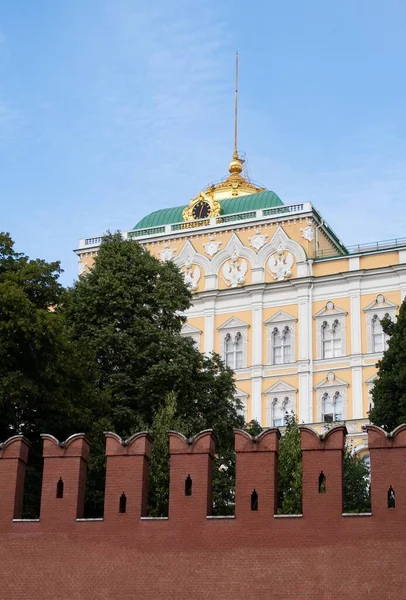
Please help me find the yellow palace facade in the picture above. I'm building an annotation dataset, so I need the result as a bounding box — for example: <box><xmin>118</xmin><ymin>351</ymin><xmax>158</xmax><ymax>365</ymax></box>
<box><xmin>76</xmin><ymin>152</ymin><xmax>406</xmax><ymax>453</ymax></box>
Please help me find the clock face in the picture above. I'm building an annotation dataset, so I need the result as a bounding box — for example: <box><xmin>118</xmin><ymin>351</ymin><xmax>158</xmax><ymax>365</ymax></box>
<box><xmin>192</xmin><ymin>200</ymin><xmax>211</xmax><ymax>220</ymax></box>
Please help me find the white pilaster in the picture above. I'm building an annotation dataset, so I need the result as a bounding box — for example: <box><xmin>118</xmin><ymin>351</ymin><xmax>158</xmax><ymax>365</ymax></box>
<box><xmin>298</xmin><ymin>372</ymin><xmax>311</xmax><ymax>424</ymax></box>
<box><xmin>203</xmin><ymin>299</ymin><xmax>216</xmax><ymax>355</ymax></box>
<box><xmin>349</xmin><ymin>285</ymin><xmax>362</xmax><ymax>355</ymax></box>
<box><xmin>351</xmin><ymin>365</ymin><xmax>363</xmax><ymax>419</ymax></box>
<box><xmin>251</xmin><ymin>374</ymin><xmax>262</xmax><ymax>423</ymax></box>
<box><xmin>251</xmin><ymin>292</ymin><xmax>263</xmax><ymax>366</ymax></box>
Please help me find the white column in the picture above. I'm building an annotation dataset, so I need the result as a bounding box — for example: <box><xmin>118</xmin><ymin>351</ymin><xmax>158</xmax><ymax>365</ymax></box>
<box><xmin>349</xmin><ymin>285</ymin><xmax>362</xmax><ymax>355</ymax></box>
<box><xmin>251</xmin><ymin>292</ymin><xmax>263</xmax><ymax>366</ymax></box>
<box><xmin>351</xmin><ymin>366</ymin><xmax>363</xmax><ymax>419</ymax></box>
<box><xmin>203</xmin><ymin>299</ymin><xmax>216</xmax><ymax>355</ymax></box>
<box><xmin>349</xmin><ymin>277</ymin><xmax>363</xmax><ymax>418</ymax></box>
<box><xmin>251</xmin><ymin>373</ymin><xmax>262</xmax><ymax>424</ymax></box>
<box><xmin>297</xmin><ymin>283</ymin><xmax>312</xmax><ymax>423</ymax></box>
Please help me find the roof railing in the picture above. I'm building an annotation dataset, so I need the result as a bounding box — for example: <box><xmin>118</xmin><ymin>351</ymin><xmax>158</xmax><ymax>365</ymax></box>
<box><xmin>316</xmin><ymin>236</ymin><xmax>406</xmax><ymax>259</ymax></box>
<box><xmin>79</xmin><ymin>202</ymin><xmax>313</xmax><ymax>248</ymax></box>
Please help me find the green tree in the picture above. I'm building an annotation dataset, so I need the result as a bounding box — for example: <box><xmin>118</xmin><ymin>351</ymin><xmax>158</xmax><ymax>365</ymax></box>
<box><xmin>0</xmin><ymin>233</ymin><xmax>103</xmax><ymax>516</ymax></box>
<box><xmin>370</xmin><ymin>299</ymin><xmax>406</xmax><ymax>430</ymax></box>
<box><xmin>343</xmin><ymin>444</ymin><xmax>370</xmax><ymax>513</ymax></box>
<box><xmin>250</xmin><ymin>414</ymin><xmax>370</xmax><ymax>514</ymax></box>
<box><xmin>277</xmin><ymin>414</ymin><xmax>303</xmax><ymax>514</ymax></box>
<box><xmin>63</xmin><ymin>233</ymin><xmax>243</xmax><ymax>514</ymax></box>
<box><xmin>0</xmin><ymin>232</ymin><xmax>98</xmax><ymax>441</ymax></box>
<box><xmin>148</xmin><ymin>392</ymin><xmax>188</xmax><ymax>517</ymax></box>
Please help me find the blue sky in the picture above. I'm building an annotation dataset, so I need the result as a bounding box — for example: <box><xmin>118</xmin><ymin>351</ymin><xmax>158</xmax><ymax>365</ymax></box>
<box><xmin>1</xmin><ymin>0</ymin><xmax>406</xmax><ymax>285</ymax></box>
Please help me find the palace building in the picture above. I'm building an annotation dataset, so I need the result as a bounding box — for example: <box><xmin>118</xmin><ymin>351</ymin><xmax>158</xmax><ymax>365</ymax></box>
<box><xmin>75</xmin><ymin>61</ymin><xmax>406</xmax><ymax>454</ymax></box>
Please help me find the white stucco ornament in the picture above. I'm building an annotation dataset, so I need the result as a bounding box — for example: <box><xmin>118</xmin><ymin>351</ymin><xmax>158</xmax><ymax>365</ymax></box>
<box><xmin>183</xmin><ymin>260</ymin><xmax>201</xmax><ymax>291</ymax></box>
<box><xmin>222</xmin><ymin>252</ymin><xmax>248</xmax><ymax>288</ymax></box>
<box><xmin>203</xmin><ymin>235</ymin><xmax>222</xmax><ymax>257</ymax></box>
<box><xmin>78</xmin><ymin>260</ymin><xmax>86</xmax><ymax>276</ymax></box>
<box><xmin>249</xmin><ymin>228</ymin><xmax>268</xmax><ymax>251</ymax></box>
<box><xmin>301</xmin><ymin>225</ymin><xmax>315</xmax><ymax>242</ymax></box>
<box><xmin>160</xmin><ymin>242</ymin><xmax>176</xmax><ymax>262</ymax></box>
<box><xmin>268</xmin><ymin>245</ymin><xmax>294</xmax><ymax>281</ymax></box>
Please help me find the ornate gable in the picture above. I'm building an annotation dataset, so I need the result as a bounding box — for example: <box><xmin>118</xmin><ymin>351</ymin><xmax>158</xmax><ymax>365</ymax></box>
<box><xmin>218</xmin><ymin>317</ymin><xmax>250</xmax><ymax>330</ymax></box>
<box><xmin>265</xmin><ymin>310</ymin><xmax>297</xmax><ymax>325</ymax></box>
<box><xmin>265</xmin><ymin>380</ymin><xmax>298</xmax><ymax>394</ymax></box>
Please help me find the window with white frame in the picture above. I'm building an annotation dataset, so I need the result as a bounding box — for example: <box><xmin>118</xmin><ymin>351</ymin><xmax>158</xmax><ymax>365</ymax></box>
<box><xmin>366</xmin><ymin>375</ymin><xmax>376</xmax><ymax>415</ymax></box>
<box><xmin>265</xmin><ymin>382</ymin><xmax>296</xmax><ymax>427</ymax></box>
<box><xmin>315</xmin><ymin>302</ymin><xmax>347</xmax><ymax>360</ymax></box>
<box><xmin>371</xmin><ymin>313</ymin><xmax>389</xmax><ymax>353</ymax></box>
<box><xmin>364</xmin><ymin>295</ymin><xmax>397</xmax><ymax>354</ymax></box>
<box><xmin>224</xmin><ymin>332</ymin><xmax>244</xmax><ymax>369</ymax></box>
<box><xmin>321</xmin><ymin>391</ymin><xmax>343</xmax><ymax>422</ymax></box>
<box><xmin>315</xmin><ymin>372</ymin><xmax>348</xmax><ymax>423</ymax></box>
<box><xmin>270</xmin><ymin>396</ymin><xmax>293</xmax><ymax>427</ymax></box>
<box><xmin>234</xmin><ymin>389</ymin><xmax>248</xmax><ymax>423</ymax></box>
<box><xmin>180</xmin><ymin>323</ymin><xmax>202</xmax><ymax>348</ymax></box>
<box><xmin>271</xmin><ymin>326</ymin><xmax>292</xmax><ymax>364</ymax></box>
<box><xmin>266</xmin><ymin>311</ymin><xmax>296</xmax><ymax>365</ymax></box>
<box><xmin>218</xmin><ymin>317</ymin><xmax>249</xmax><ymax>370</ymax></box>
<box><xmin>321</xmin><ymin>319</ymin><xmax>342</xmax><ymax>359</ymax></box>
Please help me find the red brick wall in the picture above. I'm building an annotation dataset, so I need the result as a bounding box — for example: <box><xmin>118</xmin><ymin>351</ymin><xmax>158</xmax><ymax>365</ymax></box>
<box><xmin>1</xmin><ymin>425</ymin><xmax>405</xmax><ymax>600</ymax></box>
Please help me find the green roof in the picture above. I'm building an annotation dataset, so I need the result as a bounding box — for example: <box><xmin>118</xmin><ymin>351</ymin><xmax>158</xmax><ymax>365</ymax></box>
<box><xmin>133</xmin><ymin>190</ymin><xmax>283</xmax><ymax>230</ymax></box>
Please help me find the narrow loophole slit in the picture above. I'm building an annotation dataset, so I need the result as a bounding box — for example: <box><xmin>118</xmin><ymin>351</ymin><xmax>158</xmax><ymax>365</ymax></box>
<box><xmin>56</xmin><ymin>478</ymin><xmax>64</xmax><ymax>499</ymax></box>
<box><xmin>119</xmin><ymin>492</ymin><xmax>127</xmax><ymax>513</ymax></box>
<box><xmin>318</xmin><ymin>471</ymin><xmax>326</xmax><ymax>494</ymax></box>
<box><xmin>251</xmin><ymin>489</ymin><xmax>258</xmax><ymax>511</ymax></box>
<box><xmin>388</xmin><ymin>486</ymin><xmax>395</xmax><ymax>508</ymax></box>
<box><xmin>185</xmin><ymin>475</ymin><xmax>192</xmax><ymax>496</ymax></box>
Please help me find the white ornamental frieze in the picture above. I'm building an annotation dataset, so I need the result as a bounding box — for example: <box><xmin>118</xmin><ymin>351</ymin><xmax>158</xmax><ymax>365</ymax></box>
<box><xmin>249</xmin><ymin>228</ymin><xmax>268</xmax><ymax>251</ymax></box>
<box><xmin>222</xmin><ymin>252</ymin><xmax>248</xmax><ymax>288</ymax></box>
<box><xmin>160</xmin><ymin>242</ymin><xmax>176</xmax><ymax>262</ymax></box>
<box><xmin>183</xmin><ymin>260</ymin><xmax>201</xmax><ymax>291</ymax></box>
<box><xmin>203</xmin><ymin>235</ymin><xmax>222</xmax><ymax>257</ymax></box>
<box><xmin>268</xmin><ymin>245</ymin><xmax>294</xmax><ymax>281</ymax></box>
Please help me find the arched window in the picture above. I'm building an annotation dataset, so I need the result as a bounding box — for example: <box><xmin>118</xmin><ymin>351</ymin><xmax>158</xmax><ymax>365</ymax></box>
<box><xmin>333</xmin><ymin>391</ymin><xmax>343</xmax><ymax>421</ymax></box>
<box><xmin>322</xmin><ymin>320</ymin><xmax>342</xmax><ymax>359</ymax></box>
<box><xmin>225</xmin><ymin>333</ymin><xmax>234</xmax><ymax>367</ymax></box>
<box><xmin>322</xmin><ymin>391</ymin><xmax>343</xmax><ymax>422</ymax></box>
<box><xmin>371</xmin><ymin>314</ymin><xmax>389</xmax><ymax>353</ymax></box>
<box><xmin>272</xmin><ymin>326</ymin><xmax>292</xmax><ymax>365</ymax></box>
<box><xmin>322</xmin><ymin>392</ymin><xmax>334</xmax><ymax>422</ymax></box>
<box><xmin>283</xmin><ymin>396</ymin><xmax>293</xmax><ymax>418</ymax></box>
<box><xmin>235</xmin><ymin>332</ymin><xmax>243</xmax><ymax>369</ymax></box>
<box><xmin>332</xmin><ymin>320</ymin><xmax>342</xmax><ymax>357</ymax></box>
<box><xmin>224</xmin><ymin>332</ymin><xmax>244</xmax><ymax>369</ymax></box>
<box><xmin>321</xmin><ymin>321</ymin><xmax>332</xmax><ymax>359</ymax></box>
<box><xmin>272</xmin><ymin>398</ymin><xmax>284</xmax><ymax>427</ymax></box>
<box><xmin>272</xmin><ymin>328</ymin><xmax>282</xmax><ymax>364</ymax></box>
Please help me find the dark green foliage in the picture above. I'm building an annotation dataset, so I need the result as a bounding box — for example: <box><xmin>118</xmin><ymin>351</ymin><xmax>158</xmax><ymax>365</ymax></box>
<box><xmin>277</xmin><ymin>414</ymin><xmax>303</xmax><ymax>514</ymax></box>
<box><xmin>62</xmin><ymin>233</ymin><xmax>243</xmax><ymax>515</ymax></box>
<box><xmin>0</xmin><ymin>233</ymin><xmax>105</xmax><ymax>517</ymax></box>
<box><xmin>148</xmin><ymin>393</ymin><xmax>188</xmax><ymax>517</ymax></box>
<box><xmin>251</xmin><ymin>414</ymin><xmax>370</xmax><ymax>515</ymax></box>
<box><xmin>370</xmin><ymin>299</ymin><xmax>406</xmax><ymax>431</ymax></box>
<box><xmin>343</xmin><ymin>444</ymin><xmax>370</xmax><ymax>513</ymax></box>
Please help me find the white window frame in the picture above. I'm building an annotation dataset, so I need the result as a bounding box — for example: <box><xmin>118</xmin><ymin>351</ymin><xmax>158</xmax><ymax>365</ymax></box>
<box><xmin>364</xmin><ymin>295</ymin><xmax>397</xmax><ymax>354</ymax></box>
<box><xmin>321</xmin><ymin>390</ymin><xmax>344</xmax><ymax>422</ymax></box>
<box><xmin>314</xmin><ymin>302</ymin><xmax>347</xmax><ymax>360</ymax></box>
<box><xmin>218</xmin><ymin>317</ymin><xmax>249</xmax><ymax>370</ymax></box>
<box><xmin>265</xmin><ymin>311</ymin><xmax>297</xmax><ymax>365</ymax></box>
<box><xmin>180</xmin><ymin>323</ymin><xmax>202</xmax><ymax>348</ymax></box>
<box><xmin>265</xmin><ymin>381</ymin><xmax>297</xmax><ymax>427</ymax></box>
<box><xmin>234</xmin><ymin>388</ymin><xmax>248</xmax><ymax>423</ymax></box>
<box><xmin>366</xmin><ymin>374</ymin><xmax>377</xmax><ymax>415</ymax></box>
<box><xmin>314</xmin><ymin>372</ymin><xmax>348</xmax><ymax>423</ymax></box>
